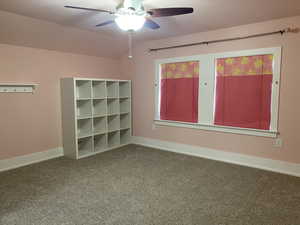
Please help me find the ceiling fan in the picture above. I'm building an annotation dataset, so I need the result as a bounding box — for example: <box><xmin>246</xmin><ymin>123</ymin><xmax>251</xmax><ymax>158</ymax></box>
<box><xmin>64</xmin><ymin>0</ymin><xmax>194</xmax><ymax>31</ymax></box>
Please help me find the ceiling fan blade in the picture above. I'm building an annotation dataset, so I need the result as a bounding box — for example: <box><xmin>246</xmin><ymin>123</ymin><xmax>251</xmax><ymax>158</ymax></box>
<box><xmin>64</xmin><ymin>5</ymin><xmax>113</xmax><ymax>14</ymax></box>
<box><xmin>144</xmin><ymin>18</ymin><xmax>160</xmax><ymax>30</ymax></box>
<box><xmin>96</xmin><ymin>20</ymin><xmax>116</xmax><ymax>27</ymax></box>
<box><xmin>147</xmin><ymin>7</ymin><xmax>193</xmax><ymax>17</ymax></box>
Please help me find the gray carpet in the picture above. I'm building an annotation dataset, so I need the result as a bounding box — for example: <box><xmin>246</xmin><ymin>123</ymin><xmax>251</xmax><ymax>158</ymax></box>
<box><xmin>0</xmin><ymin>144</ymin><xmax>299</xmax><ymax>225</ymax></box>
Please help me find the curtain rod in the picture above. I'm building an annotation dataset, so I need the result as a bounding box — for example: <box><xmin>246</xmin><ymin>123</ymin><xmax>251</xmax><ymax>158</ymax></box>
<box><xmin>149</xmin><ymin>27</ymin><xmax>299</xmax><ymax>52</ymax></box>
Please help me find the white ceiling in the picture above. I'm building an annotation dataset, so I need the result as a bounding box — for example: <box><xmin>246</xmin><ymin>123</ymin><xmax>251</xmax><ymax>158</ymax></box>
<box><xmin>0</xmin><ymin>0</ymin><xmax>300</xmax><ymax>57</ymax></box>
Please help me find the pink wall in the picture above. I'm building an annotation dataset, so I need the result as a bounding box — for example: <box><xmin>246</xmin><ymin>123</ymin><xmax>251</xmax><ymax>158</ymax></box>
<box><xmin>0</xmin><ymin>44</ymin><xmax>121</xmax><ymax>160</ymax></box>
<box><xmin>122</xmin><ymin>16</ymin><xmax>300</xmax><ymax>164</ymax></box>
<box><xmin>2</xmin><ymin>15</ymin><xmax>300</xmax><ymax>164</ymax></box>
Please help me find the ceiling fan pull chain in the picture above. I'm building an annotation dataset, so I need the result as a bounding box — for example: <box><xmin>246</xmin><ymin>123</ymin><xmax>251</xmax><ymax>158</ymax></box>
<box><xmin>128</xmin><ymin>31</ymin><xmax>133</xmax><ymax>59</ymax></box>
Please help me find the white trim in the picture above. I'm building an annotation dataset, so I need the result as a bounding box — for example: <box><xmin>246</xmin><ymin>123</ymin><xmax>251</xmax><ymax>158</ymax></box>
<box><xmin>199</xmin><ymin>55</ymin><xmax>215</xmax><ymax>124</ymax></box>
<box><xmin>155</xmin><ymin>120</ymin><xmax>278</xmax><ymax>138</ymax></box>
<box><xmin>0</xmin><ymin>147</ymin><xmax>63</xmax><ymax>172</ymax></box>
<box><xmin>154</xmin><ymin>60</ymin><xmax>161</xmax><ymax>120</ymax></box>
<box><xmin>154</xmin><ymin>47</ymin><xmax>281</xmax><ymax>137</ymax></box>
<box><xmin>270</xmin><ymin>48</ymin><xmax>282</xmax><ymax>131</ymax></box>
<box><xmin>132</xmin><ymin>136</ymin><xmax>300</xmax><ymax>178</ymax></box>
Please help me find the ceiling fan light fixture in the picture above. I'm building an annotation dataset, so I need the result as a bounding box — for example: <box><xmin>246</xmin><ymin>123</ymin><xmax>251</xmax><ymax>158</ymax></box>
<box><xmin>115</xmin><ymin>14</ymin><xmax>146</xmax><ymax>31</ymax></box>
<box><xmin>65</xmin><ymin>2</ymin><xmax>194</xmax><ymax>32</ymax></box>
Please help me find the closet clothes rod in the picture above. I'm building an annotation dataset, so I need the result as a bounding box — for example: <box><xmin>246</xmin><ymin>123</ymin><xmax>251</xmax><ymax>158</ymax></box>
<box><xmin>149</xmin><ymin>27</ymin><xmax>300</xmax><ymax>52</ymax></box>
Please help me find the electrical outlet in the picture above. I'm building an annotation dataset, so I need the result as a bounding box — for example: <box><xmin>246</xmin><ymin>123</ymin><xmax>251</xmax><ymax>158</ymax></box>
<box><xmin>274</xmin><ymin>138</ymin><xmax>283</xmax><ymax>148</ymax></box>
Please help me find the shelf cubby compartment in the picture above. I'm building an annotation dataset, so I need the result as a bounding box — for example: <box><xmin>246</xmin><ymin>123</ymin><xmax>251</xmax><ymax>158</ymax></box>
<box><xmin>119</xmin><ymin>81</ymin><xmax>131</xmax><ymax>98</ymax></box>
<box><xmin>120</xmin><ymin>129</ymin><xmax>131</xmax><ymax>145</ymax></box>
<box><xmin>92</xmin><ymin>81</ymin><xmax>106</xmax><ymax>99</ymax></box>
<box><xmin>78</xmin><ymin>136</ymin><xmax>93</xmax><ymax>157</ymax></box>
<box><xmin>120</xmin><ymin>113</ymin><xmax>131</xmax><ymax>129</ymax></box>
<box><xmin>107</xmin><ymin>115</ymin><xmax>120</xmax><ymax>132</ymax></box>
<box><xmin>120</xmin><ymin>98</ymin><xmax>131</xmax><ymax>114</ymax></box>
<box><xmin>93</xmin><ymin>116</ymin><xmax>107</xmax><ymax>134</ymax></box>
<box><xmin>94</xmin><ymin>134</ymin><xmax>107</xmax><ymax>152</ymax></box>
<box><xmin>108</xmin><ymin>131</ymin><xmax>120</xmax><ymax>148</ymax></box>
<box><xmin>107</xmin><ymin>81</ymin><xmax>119</xmax><ymax>98</ymax></box>
<box><xmin>76</xmin><ymin>80</ymin><xmax>92</xmax><ymax>99</ymax></box>
<box><xmin>107</xmin><ymin>98</ymin><xmax>120</xmax><ymax>115</ymax></box>
<box><xmin>76</xmin><ymin>99</ymin><xmax>92</xmax><ymax>119</ymax></box>
<box><xmin>77</xmin><ymin>118</ymin><xmax>92</xmax><ymax>138</ymax></box>
<box><xmin>93</xmin><ymin>99</ymin><xmax>107</xmax><ymax>117</ymax></box>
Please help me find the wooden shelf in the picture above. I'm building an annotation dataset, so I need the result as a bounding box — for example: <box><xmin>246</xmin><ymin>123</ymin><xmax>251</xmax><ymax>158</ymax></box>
<box><xmin>94</xmin><ymin>133</ymin><xmax>107</xmax><ymax>152</ymax></box>
<box><xmin>61</xmin><ymin>78</ymin><xmax>132</xmax><ymax>159</ymax></box>
<box><xmin>119</xmin><ymin>81</ymin><xmax>131</xmax><ymax>98</ymax></box>
<box><xmin>108</xmin><ymin>131</ymin><xmax>120</xmax><ymax>148</ymax></box>
<box><xmin>76</xmin><ymin>99</ymin><xmax>92</xmax><ymax>119</ymax></box>
<box><xmin>108</xmin><ymin>115</ymin><xmax>120</xmax><ymax>132</ymax></box>
<box><xmin>93</xmin><ymin>116</ymin><xmax>107</xmax><ymax>134</ymax></box>
<box><xmin>120</xmin><ymin>128</ymin><xmax>131</xmax><ymax>145</ymax></box>
<box><xmin>120</xmin><ymin>98</ymin><xmax>131</xmax><ymax>114</ymax></box>
<box><xmin>76</xmin><ymin>80</ymin><xmax>91</xmax><ymax>99</ymax></box>
<box><xmin>78</xmin><ymin>137</ymin><xmax>93</xmax><ymax>157</ymax></box>
<box><xmin>92</xmin><ymin>81</ymin><xmax>106</xmax><ymax>99</ymax></box>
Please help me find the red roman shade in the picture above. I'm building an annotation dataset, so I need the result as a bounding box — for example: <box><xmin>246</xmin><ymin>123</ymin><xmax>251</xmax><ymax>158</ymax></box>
<box><xmin>214</xmin><ymin>55</ymin><xmax>273</xmax><ymax>130</ymax></box>
<box><xmin>160</xmin><ymin>61</ymin><xmax>199</xmax><ymax>123</ymax></box>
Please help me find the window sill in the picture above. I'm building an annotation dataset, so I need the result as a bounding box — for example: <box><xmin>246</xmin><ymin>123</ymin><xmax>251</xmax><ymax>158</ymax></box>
<box><xmin>154</xmin><ymin>120</ymin><xmax>278</xmax><ymax>138</ymax></box>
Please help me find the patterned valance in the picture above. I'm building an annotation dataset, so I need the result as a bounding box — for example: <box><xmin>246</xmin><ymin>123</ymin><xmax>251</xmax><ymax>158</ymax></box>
<box><xmin>161</xmin><ymin>61</ymin><xmax>199</xmax><ymax>79</ymax></box>
<box><xmin>217</xmin><ymin>55</ymin><xmax>273</xmax><ymax>77</ymax></box>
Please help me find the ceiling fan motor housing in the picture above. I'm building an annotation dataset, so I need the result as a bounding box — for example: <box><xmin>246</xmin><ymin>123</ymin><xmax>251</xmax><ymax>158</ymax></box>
<box><xmin>116</xmin><ymin>0</ymin><xmax>146</xmax><ymax>17</ymax></box>
<box><xmin>114</xmin><ymin>0</ymin><xmax>147</xmax><ymax>32</ymax></box>
<box><xmin>118</xmin><ymin>0</ymin><xmax>144</xmax><ymax>11</ymax></box>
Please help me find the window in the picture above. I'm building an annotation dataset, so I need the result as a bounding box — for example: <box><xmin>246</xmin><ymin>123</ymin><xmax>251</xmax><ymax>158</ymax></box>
<box><xmin>155</xmin><ymin>47</ymin><xmax>281</xmax><ymax>137</ymax></box>
<box><xmin>214</xmin><ymin>55</ymin><xmax>273</xmax><ymax>130</ymax></box>
<box><xmin>160</xmin><ymin>61</ymin><xmax>199</xmax><ymax>123</ymax></box>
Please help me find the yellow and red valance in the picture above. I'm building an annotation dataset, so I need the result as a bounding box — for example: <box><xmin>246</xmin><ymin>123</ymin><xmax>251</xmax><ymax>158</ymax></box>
<box><xmin>161</xmin><ymin>61</ymin><xmax>199</xmax><ymax>79</ymax></box>
<box><xmin>216</xmin><ymin>54</ymin><xmax>273</xmax><ymax>77</ymax></box>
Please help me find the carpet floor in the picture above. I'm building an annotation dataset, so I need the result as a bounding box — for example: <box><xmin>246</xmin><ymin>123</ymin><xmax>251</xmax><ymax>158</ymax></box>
<box><xmin>0</xmin><ymin>144</ymin><xmax>300</xmax><ymax>225</ymax></box>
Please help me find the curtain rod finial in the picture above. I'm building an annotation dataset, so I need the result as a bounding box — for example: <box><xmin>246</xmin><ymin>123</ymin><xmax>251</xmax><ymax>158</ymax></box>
<box><xmin>286</xmin><ymin>27</ymin><xmax>300</xmax><ymax>33</ymax></box>
<box><xmin>148</xmin><ymin>49</ymin><xmax>156</xmax><ymax>53</ymax></box>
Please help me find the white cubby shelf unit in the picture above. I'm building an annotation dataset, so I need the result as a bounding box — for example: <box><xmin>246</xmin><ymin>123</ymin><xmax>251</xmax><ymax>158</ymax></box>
<box><xmin>61</xmin><ymin>78</ymin><xmax>132</xmax><ymax>159</ymax></box>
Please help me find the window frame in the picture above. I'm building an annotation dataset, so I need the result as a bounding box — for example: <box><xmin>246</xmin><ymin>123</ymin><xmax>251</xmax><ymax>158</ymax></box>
<box><xmin>154</xmin><ymin>47</ymin><xmax>282</xmax><ymax>138</ymax></box>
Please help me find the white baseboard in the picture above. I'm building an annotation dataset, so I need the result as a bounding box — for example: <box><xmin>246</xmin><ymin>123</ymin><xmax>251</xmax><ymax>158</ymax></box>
<box><xmin>1</xmin><ymin>139</ymin><xmax>299</xmax><ymax>178</ymax></box>
<box><xmin>132</xmin><ymin>136</ymin><xmax>300</xmax><ymax>178</ymax></box>
<box><xmin>0</xmin><ymin>147</ymin><xmax>64</xmax><ymax>172</ymax></box>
